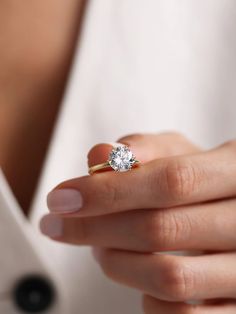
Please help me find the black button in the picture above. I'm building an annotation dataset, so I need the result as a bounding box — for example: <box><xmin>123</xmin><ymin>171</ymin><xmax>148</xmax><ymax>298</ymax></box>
<box><xmin>13</xmin><ymin>275</ymin><xmax>55</xmax><ymax>313</ymax></box>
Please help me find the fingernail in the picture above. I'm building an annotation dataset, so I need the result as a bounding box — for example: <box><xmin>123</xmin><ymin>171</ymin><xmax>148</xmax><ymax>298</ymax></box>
<box><xmin>47</xmin><ymin>189</ymin><xmax>83</xmax><ymax>213</ymax></box>
<box><xmin>40</xmin><ymin>215</ymin><xmax>63</xmax><ymax>238</ymax></box>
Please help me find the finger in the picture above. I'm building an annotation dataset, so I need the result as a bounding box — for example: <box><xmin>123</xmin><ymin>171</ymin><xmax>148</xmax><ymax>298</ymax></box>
<box><xmin>47</xmin><ymin>140</ymin><xmax>236</xmax><ymax>217</ymax></box>
<box><xmin>142</xmin><ymin>295</ymin><xmax>236</xmax><ymax>314</ymax></box>
<box><xmin>93</xmin><ymin>250</ymin><xmax>236</xmax><ymax>302</ymax></box>
<box><xmin>40</xmin><ymin>198</ymin><xmax>236</xmax><ymax>252</ymax></box>
<box><xmin>87</xmin><ymin>132</ymin><xmax>201</xmax><ymax>167</ymax></box>
<box><xmin>87</xmin><ymin>143</ymin><xmax>115</xmax><ymax>167</ymax></box>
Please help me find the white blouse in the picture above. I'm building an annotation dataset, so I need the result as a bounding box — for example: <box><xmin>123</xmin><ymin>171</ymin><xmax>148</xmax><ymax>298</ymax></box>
<box><xmin>1</xmin><ymin>1</ymin><xmax>236</xmax><ymax>313</ymax></box>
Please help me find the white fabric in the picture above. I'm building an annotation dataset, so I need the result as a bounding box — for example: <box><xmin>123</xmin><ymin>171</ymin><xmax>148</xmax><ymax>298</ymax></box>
<box><xmin>1</xmin><ymin>0</ymin><xmax>236</xmax><ymax>313</ymax></box>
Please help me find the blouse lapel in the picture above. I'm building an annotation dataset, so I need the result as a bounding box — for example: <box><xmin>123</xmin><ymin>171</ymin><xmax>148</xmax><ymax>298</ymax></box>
<box><xmin>0</xmin><ymin>170</ymin><xmax>66</xmax><ymax>312</ymax></box>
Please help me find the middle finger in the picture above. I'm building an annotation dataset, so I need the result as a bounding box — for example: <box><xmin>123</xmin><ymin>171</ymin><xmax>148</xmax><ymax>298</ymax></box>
<box><xmin>41</xmin><ymin>198</ymin><xmax>236</xmax><ymax>252</ymax></box>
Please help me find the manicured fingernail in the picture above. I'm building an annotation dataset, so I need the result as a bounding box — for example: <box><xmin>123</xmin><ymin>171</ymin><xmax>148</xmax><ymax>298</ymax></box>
<box><xmin>40</xmin><ymin>215</ymin><xmax>63</xmax><ymax>238</ymax></box>
<box><xmin>47</xmin><ymin>189</ymin><xmax>83</xmax><ymax>213</ymax></box>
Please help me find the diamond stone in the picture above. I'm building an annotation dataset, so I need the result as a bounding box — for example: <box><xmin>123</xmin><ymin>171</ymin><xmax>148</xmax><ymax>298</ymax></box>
<box><xmin>108</xmin><ymin>146</ymin><xmax>136</xmax><ymax>172</ymax></box>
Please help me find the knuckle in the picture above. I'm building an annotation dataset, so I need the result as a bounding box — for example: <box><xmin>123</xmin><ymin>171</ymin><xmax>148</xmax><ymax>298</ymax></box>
<box><xmin>156</xmin><ymin>258</ymin><xmax>195</xmax><ymax>301</ymax></box>
<box><xmin>162</xmin><ymin>211</ymin><xmax>191</xmax><ymax>249</ymax></box>
<box><xmin>141</xmin><ymin>211</ymin><xmax>183</xmax><ymax>250</ymax></box>
<box><xmin>138</xmin><ymin>211</ymin><xmax>164</xmax><ymax>250</ymax></box>
<box><xmin>145</xmin><ymin>212</ymin><xmax>168</xmax><ymax>250</ymax></box>
<box><xmin>162</xmin><ymin>159</ymin><xmax>200</xmax><ymax>201</ymax></box>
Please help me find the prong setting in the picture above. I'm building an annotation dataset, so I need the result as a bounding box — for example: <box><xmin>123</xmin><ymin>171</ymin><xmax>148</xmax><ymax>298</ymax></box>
<box><xmin>108</xmin><ymin>146</ymin><xmax>136</xmax><ymax>172</ymax></box>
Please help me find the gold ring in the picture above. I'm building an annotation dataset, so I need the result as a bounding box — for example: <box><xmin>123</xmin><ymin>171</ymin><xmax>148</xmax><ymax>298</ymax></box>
<box><xmin>88</xmin><ymin>144</ymin><xmax>141</xmax><ymax>175</ymax></box>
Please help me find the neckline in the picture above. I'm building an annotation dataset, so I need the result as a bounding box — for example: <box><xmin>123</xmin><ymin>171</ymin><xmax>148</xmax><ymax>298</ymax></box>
<box><xmin>0</xmin><ymin>44</ymin><xmax>83</xmax><ymax>221</ymax></box>
<box><xmin>0</xmin><ymin>101</ymin><xmax>64</xmax><ymax>218</ymax></box>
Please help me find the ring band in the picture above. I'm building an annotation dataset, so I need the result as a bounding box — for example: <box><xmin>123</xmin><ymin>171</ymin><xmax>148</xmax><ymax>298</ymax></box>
<box><xmin>88</xmin><ymin>145</ymin><xmax>141</xmax><ymax>175</ymax></box>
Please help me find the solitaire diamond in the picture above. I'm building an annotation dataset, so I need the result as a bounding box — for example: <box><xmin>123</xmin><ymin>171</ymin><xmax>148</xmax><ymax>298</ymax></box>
<box><xmin>108</xmin><ymin>146</ymin><xmax>136</xmax><ymax>172</ymax></box>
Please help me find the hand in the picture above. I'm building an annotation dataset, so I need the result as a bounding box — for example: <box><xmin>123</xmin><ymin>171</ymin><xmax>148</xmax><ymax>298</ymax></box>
<box><xmin>40</xmin><ymin>132</ymin><xmax>236</xmax><ymax>313</ymax></box>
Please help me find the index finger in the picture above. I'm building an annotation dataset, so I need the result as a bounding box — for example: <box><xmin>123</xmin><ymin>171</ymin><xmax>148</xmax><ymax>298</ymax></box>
<box><xmin>47</xmin><ymin>142</ymin><xmax>236</xmax><ymax>217</ymax></box>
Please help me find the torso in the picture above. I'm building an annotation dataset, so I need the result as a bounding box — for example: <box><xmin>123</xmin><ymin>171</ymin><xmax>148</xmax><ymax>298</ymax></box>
<box><xmin>1</xmin><ymin>2</ymin><xmax>236</xmax><ymax>314</ymax></box>
<box><xmin>0</xmin><ymin>0</ymin><xmax>86</xmax><ymax>214</ymax></box>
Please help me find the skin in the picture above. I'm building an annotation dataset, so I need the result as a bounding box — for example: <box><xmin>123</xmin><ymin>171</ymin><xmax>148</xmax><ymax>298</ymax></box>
<box><xmin>0</xmin><ymin>0</ymin><xmax>86</xmax><ymax>213</ymax></box>
<box><xmin>1</xmin><ymin>2</ymin><xmax>235</xmax><ymax>313</ymax></box>
<box><xmin>40</xmin><ymin>132</ymin><xmax>236</xmax><ymax>313</ymax></box>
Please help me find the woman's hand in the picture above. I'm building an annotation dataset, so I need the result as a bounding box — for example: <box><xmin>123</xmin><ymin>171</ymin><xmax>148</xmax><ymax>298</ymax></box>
<box><xmin>40</xmin><ymin>132</ymin><xmax>236</xmax><ymax>313</ymax></box>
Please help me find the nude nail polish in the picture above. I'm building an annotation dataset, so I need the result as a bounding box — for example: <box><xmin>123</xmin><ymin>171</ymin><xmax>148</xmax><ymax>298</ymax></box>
<box><xmin>47</xmin><ymin>189</ymin><xmax>83</xmax><ymax>213</ymax></box>
<box><xmin>40</xmin><ymin>215</ymin><xmax>63</xmax><ymax>238</ymax></box>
